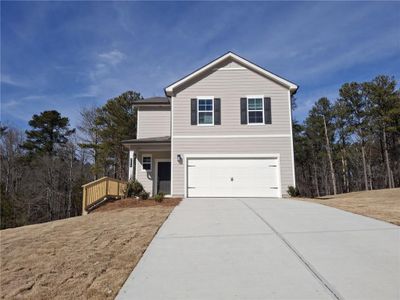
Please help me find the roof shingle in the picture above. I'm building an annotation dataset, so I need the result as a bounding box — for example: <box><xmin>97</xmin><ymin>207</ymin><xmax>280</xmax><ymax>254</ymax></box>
<box><xmin>134</xmin><ymin>97</ymin><xmax>170</xmax><ymax>105</ymax></box>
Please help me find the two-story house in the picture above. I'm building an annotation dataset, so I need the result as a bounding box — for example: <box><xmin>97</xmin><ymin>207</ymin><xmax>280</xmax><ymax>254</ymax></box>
<box><xmin>122</xmin><ymin>52</ymin><xmax>298</xmax><ymax>198</ymax></box>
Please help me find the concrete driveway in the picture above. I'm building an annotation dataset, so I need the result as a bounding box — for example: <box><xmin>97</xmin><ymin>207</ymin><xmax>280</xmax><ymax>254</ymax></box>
<box><xmin>117</xmin><ymin>198</ymin><xmax>400</xmax><ymax>300</ymax></box>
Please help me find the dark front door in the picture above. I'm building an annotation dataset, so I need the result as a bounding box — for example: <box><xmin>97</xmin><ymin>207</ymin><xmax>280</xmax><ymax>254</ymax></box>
<box><xmin>157</xmin><ymin>161</ymin><xmax>171</xmax><ymax>195</ymax></box>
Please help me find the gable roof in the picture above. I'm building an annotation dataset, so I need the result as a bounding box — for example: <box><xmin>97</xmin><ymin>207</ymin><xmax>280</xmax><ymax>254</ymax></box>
<box><xmin>164</xmin><ymin>52</ymin><xmax>299</xmax><ymax>96</ymax></box>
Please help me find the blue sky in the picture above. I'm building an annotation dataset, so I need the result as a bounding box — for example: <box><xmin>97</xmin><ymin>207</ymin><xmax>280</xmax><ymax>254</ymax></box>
<box><xmin>1</xmin><ymin>1</ymin><xmax>399</xmax><ymax>129</ymax></box>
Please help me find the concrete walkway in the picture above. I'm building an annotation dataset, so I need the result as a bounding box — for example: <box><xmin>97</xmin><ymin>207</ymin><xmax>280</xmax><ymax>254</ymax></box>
<box><xmin>117</xmin><ymin>198</ymin><xmax>400</xmax><ymax>300</ymax></box>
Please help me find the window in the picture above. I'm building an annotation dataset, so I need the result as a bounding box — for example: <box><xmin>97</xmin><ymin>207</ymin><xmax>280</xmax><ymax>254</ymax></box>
<box><xmin>247</xmin><ymin>97</ymin><xmax>264</xmax><ymax>124</ymax></box>
<box><xmin>142</xmin><ymin>155</ymin><xmax>152</xmax><ymax>171</ymax></box>
<box><xmin>198</xmin><ymin>98</ymin><xmax>214</xmax><ymax>125</ymax></box>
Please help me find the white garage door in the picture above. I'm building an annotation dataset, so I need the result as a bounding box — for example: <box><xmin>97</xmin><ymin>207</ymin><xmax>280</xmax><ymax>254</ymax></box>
<box><xmin>187</xmin><ymin>157</ymin><xmax>280</xmax><ymax>198</ymax></box>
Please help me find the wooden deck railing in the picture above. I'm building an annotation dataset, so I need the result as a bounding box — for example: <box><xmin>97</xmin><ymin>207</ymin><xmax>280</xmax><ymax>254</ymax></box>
<box><xmin>82</xmin><ymin>177</ymin><xmax>127</xmax><ymax>214</ymax></box>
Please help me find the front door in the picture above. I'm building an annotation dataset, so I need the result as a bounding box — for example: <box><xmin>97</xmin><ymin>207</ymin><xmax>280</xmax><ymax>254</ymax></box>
<box><xmin>157</xmin><ymin>161</ymin><xmax>171</xmax><ymax>195</ymax></box>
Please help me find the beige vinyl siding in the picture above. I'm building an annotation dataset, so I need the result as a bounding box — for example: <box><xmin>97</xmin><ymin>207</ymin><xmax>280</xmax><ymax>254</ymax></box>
<box><xmin>172</xmin><ymin>64</ymin><xmax>291</xmax><ymax>136</ymax></box>
<box><xmin>171</xmin><ymin>60</ymin><xmax>294</xmax><ymax>196</ymax></box>
<box><xmin>172</xmin><ymin>137</ymin><xmax>294</xmax><ymax>197</ymax></box>
<box><xmin>135</xmin><ymin>151</ymin><xmax>170</xmax><ymax>196</ymax></box>
<box><xmin>138</xmin><ymin>107</ymin><xmax>171</xmax><ymax>139</ymax></box>
<box><xmin>223</xmin><ymin>61</ymin><xmax>243</xmax><ymax>68</ymax></box>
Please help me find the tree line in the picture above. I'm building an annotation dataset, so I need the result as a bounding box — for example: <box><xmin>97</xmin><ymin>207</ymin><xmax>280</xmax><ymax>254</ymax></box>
<box><xmin>293</xmin><ymin>75</ymin><xmax>399</xmax><ymax>197</ymax></box>
<box><xmin>0</xmin><ymin>91</ymin><xmax>140</xmax><ymax>229</ymax></box>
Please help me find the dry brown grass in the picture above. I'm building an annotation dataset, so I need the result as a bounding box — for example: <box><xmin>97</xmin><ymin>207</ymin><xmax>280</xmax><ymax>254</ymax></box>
<box><xmin>299</xmin><ymin>188</ymin><xmax>400</xmax><ymax>225</ymax></box>
<box><xmin>0</xmin><ymin>202</ymin><xmax>178</xmax><ymax>299</ymax></box>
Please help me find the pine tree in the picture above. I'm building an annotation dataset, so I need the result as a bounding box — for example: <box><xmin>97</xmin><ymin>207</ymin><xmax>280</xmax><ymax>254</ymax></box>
<box><xmin>338</xmin><ymin>82</ymin><xmax>369</xmax><ymax>190</ymax></box>
<box><xmin>365</xmin><ymin>75</ymin><xmax>399</xmax><ymax>188</ymax></box>
<box><xmin>308</xmin><ymin>98</ymin><xmax>337</xmax><ymax>195</ymax></box>
<box><xmin>95</xmin><ymin>91</ymin><xmax>141</xmax><ymax>179</ymax></box>
<box><xmin>22</xmin><ymin>110</ymin><xmax>75</xmax><ymax>156</ymax></box>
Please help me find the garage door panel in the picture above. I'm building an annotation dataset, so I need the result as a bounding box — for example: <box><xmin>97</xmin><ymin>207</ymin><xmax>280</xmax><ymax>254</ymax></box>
<box><xmin>187</xmin><ymin>157</ymin><xmax>280</xmax><ymax>198</ymax></box>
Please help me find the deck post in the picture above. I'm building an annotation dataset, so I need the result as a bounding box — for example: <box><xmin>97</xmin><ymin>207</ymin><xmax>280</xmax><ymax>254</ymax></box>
<box><xmin>82</xmin><ymin>186</ymin><xmax>88</xmax><ymax>215</ymax></box>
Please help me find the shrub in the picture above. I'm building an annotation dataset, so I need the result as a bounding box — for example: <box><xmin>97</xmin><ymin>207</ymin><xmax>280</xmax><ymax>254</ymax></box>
<box><xmin>154</xmin><ymin>192</ymin><xmax>165</xmax><ymax>202</ymax></box>
<box><xmin>139</xmin><ymin>191</ymin><xmax>150</xmax><ymax>200</ymax></box>
<box><xmin>287</xmin><ymin>186</ymin><xmax>300</xmax><ymax>197</ymax></box>
<box><xmin>125</xmin><ymin>179</ymin><xmax>144</xmax><ymax>197</ymax></box>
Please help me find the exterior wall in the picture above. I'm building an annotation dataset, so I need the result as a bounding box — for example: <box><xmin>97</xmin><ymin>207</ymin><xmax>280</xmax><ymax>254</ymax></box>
<box><xmin>137</xmin><ymin>106</ymin><xmax>171</xmax><ymax>139</ymax></box>
<box><xmin>172</xmin><ymin>64</ymin><xmax>291</xmax><ymax>136</ymax></box>
<box><xmin>172</xmin><ymin>137</ymin><xmax>294</xmax><ymax>197</ymax></box>
<box><xmin>135</xmin><ymin>151</ymin><xmax>170</xmax><ymax>196</ymax></box>
<box><xmin>223</xmin><ymin>61</ymin><xmax>243</xmax><ymax>68</ymax></box>
<box><xmin>171</xmin><ymin>61</ymin><xmax>294</xmax><ymax>197</ymax></box>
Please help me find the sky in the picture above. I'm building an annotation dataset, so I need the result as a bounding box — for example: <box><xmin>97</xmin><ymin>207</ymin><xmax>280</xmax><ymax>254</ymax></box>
<box><xmin>1</xmin><ymin>1</ymin><xmax>399</xmax><ymax>129</ymax></box>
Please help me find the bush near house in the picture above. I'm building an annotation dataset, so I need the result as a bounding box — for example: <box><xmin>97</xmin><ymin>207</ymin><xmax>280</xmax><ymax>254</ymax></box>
<box><xmin>154</xmin><ymin>193</ymin><xmax>165</xmax><ymax>202</ymax></box>
<box><xmin>140</xmin><ymin>191</ymin><xmax>150</xmax><ymax>200</ymax></box>
<box><xmin>125</xmin><ymin>179</ymin><xmax>144</xmax><ymax>197</ymax></box>
<box><xmin>287</xmin><ymin>186</ymin><xmax>300</xmax><ymax>197</ymax></box>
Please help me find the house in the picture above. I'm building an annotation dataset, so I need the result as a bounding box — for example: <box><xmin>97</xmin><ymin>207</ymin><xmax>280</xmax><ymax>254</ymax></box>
<box><xmin>122</xmin><ymin>52</ymin><xmax>298</xmax><ymax>198</ymax></box>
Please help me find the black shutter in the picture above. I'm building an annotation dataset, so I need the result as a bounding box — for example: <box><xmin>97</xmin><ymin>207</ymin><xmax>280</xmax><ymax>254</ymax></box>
<box><xmin>214</xmin><ymin>98</ymin><xmax>221</xmax><ymax>125</ymax></box>
<box><xmin>191</xmin><ymin>98</ymin><xmax>197</xmax><ymax>125</ymax></box>
<box><xmin>240</xmin><ymin>98</ymin><xmax>247</xmax><ymax>124</ymax></box>
<box><xmin>264</xmin><ymin>97</ymin><xmax>272</xmax><ymax>124</ymax></box>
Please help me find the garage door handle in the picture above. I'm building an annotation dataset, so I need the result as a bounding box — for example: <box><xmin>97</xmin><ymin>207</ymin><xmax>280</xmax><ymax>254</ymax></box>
<box><xmin>269</xmin><ymin>165</ymin><xmax>277</xmax><ymax>167</ymax></box>
<box><xmin>270</xmin><ymin>187</ymin><xmax>278</xmax><ymax>189</ymax></box>
<box><xmin>188</xmin><ymin>187</ymin><xmax>196</xmax><ymax>189</ymax></box>
<box><xmin>230</xmin><ymin>177</ymin><xmax>234</xmax><ymax>181</ymax></box>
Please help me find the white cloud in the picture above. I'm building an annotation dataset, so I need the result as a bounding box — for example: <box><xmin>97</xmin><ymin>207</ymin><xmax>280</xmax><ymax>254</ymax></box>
<box><xmin>2</xmin><ymin>99</ymin><xmax>19</xmax><ymax>109</ymax></box>
<box><xmin>74</xmin><ymin>48</ymin><xmax>141</xmax><ymax>101</ymax></box>
<box><xmin>1</xmin><ymin>74</ymin><xmax>27</xmax><ymax>87</ymax></box>
<box><xmin>86</xmin><ymin>49</ymin><xmax>127</xmax><ymax>90</ymax></box>
<box><xmin>98</xmin><ymin>49</ymin><xmax>126</xmax><ymax>66</ymax></box>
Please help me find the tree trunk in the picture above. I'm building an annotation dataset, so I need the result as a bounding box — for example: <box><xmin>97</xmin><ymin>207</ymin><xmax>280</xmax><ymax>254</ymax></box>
<box><xmin>323</xmin><ymin>115</ymin><xmax>337</xmax><ymax>195</ymax></box>
<box><xmin>340</xmin><ymin>149</ymin><xmax>349</xmax><ymax>193</ymax></box>
<box><xmin>323</xmin><ymin>160</ymin><xmax>329</xmax><ymax>195</ymax></box>
<box><xmin>313</xmin><ymin>162</ymin><xmax>320</xmax><ymax>197</ymax></box>
<box><xmin>382</xmin><ymin>129</ymin><xmax>393</xmax><ymax>188</ymax></box>
<box><xmin>361</xmin><ymin>143</ymin><xmax>369</xmax><ymax>191</ymax></box>
<box><xmin>301</xmin><ymin>166</ymin><xmax>307</xmax><ymax>197</ymax></box>
<box><xmin>367</xmin><ymin>147</ymin><xmax>373</xmax><ymax>190</ymax></box>
<box><xmin>67</xmin><ymin>148</ymin><xmax>73</xmax><ymax>218</ymax></box>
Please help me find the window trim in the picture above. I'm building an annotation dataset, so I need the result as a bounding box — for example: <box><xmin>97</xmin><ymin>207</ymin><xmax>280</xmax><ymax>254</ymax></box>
<box><xmin>197</xmin><ymin>96</ymin><xmax>214</xmax><ymax>126</ymax></box>
<box><xmin>247</xmin><ymin>95</ymin><xmax>264</xmax><ymax>125</ymax></box>
<box><xmin>142</xmin><ymin>154</ymin><xmax>152</xmax><ymax>171</ymax></box>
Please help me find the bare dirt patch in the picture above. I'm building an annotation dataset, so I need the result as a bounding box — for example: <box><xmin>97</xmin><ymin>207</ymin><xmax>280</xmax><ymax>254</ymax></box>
<box><xmin>0</xmin><ymin>203</ymin><xmax>179</xmax><ymax>299</ymax></box>
<box><xmin>298</xmin><ymin>188</ymin><xmax>400</xmax><ymax>225</ymax></box>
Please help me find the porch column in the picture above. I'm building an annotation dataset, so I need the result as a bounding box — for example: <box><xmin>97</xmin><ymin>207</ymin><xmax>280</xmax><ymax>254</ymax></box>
<box><xmin>128</xmin><ymin>150</ymin><xmax>135</xmax><ymax>180</ymax></box>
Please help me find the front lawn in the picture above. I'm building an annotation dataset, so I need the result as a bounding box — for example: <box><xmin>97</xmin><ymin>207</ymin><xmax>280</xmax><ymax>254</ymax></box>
<box><xmin>299</xmin><ymin>188</ymin><xmax>400</xmax><ymax>225</ymax></box>
<box><xmin>1</xmin><ymin>199</ymin><xmax>180</xmax><ymax>299</ymax></box>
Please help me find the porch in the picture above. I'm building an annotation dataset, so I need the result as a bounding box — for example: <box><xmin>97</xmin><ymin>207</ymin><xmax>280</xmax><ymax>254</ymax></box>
<box><xmin>123</xmin><ymin>136</ymin><xmax>171</xmax><ymax>197</ymax></box>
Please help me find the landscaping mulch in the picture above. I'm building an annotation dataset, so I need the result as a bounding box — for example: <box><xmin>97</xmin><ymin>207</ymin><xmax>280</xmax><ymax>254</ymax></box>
<box><xmin>92</xmin><ymin>197</ymin><xmax>182</xmax><ymax>213</ymax></box>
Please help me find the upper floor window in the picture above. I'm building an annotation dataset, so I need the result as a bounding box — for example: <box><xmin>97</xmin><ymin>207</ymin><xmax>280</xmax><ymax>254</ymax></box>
<box><xmin>198</xmin><ymin>98</ymin><xmax>214</xmax><ymax>125</ymax></box>
<box><xmin>247</xmin><ymin>97</ymin><xmax>264</xmax><ymax>124</ymax></box>
<box><xmin>142</xmin><ymin>155</ymin><xmax>152</xmax><ymax>171</ymax></box>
